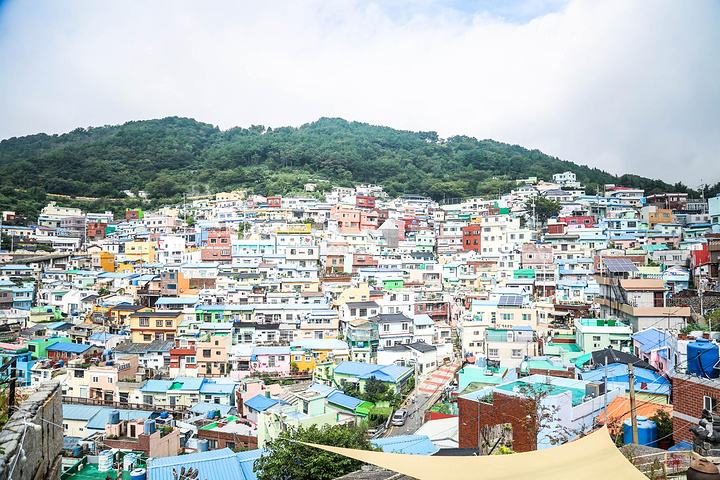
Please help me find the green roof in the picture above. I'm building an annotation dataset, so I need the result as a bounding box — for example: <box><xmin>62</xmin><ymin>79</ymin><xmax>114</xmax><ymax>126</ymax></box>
<box><xmin>495</xmin><ymin>381</ymin><xmax>586</xmax><ymax>406</ymax></box>
<box><xmin>524</xmin><ymin>360</ymin><xmax>567</xmax><ymax>371</ymax></box>
<box><xmin>168</xmin><ymin>382</ymin><xmax>183</xmax><ymax>390</ymax></box>
<box><xmin>548</xmin><ymin>343</ymin><xmax>581</xmax><ymax>352</ymax></box>
<box><xmin>573</xmin><ymin>352</ymin><xmax>593</xmax><ymax>369</ymax></box>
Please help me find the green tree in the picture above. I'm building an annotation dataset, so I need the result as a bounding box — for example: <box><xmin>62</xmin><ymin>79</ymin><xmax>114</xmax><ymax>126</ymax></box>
<box><xmin>254</xmin><ymin>424</ymin><xmax>372</xmax><ymax>480</ymax></box>
<box><xmin>526</xmin><ymin>197</ymin><xmax>561</xmax><ymax>226</ymax></box>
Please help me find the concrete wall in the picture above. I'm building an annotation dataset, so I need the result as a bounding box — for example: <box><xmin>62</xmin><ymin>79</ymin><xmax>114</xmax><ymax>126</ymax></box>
<box><xmin>0</xmin><ymin>381</ymin><xmax>63</xmax><ymax>480</ymax></box>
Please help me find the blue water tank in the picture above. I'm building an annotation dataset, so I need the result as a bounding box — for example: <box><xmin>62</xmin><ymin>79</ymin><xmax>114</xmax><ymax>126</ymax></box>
<box><xmin>206</xmin><ymin>411</ymin><xmax>216</xmax><ymax>419</ymax></box>
<box><xmin>160</xmin><ymin>411</ymin><xmax>169</xmax><ymax>419</ymax></box>
<box><xmin>130</xmin><ymin>468</ymin><xmax>147</xmax><ymax>480</ymax></box>
<box><xmin>73</xmin><ymin>445</ymin><xmax>83</xmax><ymax>457</ymax></box>
<box><xmin>110</xmin><ymin>410</ymin><xmax>120</xmax><ymax>425</ymax></box>
<box><xmin>57</xmin><ymin>360</ymin><xmax>64</xmax><ymax>367</ymax></box>
<box><xmin>143</xmin><ymin>420</ymin><xmax>156</xmax><ymax>435</ymax></box>
<box><xmin>623</xmin><ymin>416</ymin><xmax>658</xmax><ymax>447</ymax></box>
<box><xmin>198</xmin><ymin>439</ymin><xmax>209</xmax><ymax>452</ymax></box>
<box><xmin>687</xmin><ymin>339</ymin><xmax>720</xmax><ymax>378</ymax></box>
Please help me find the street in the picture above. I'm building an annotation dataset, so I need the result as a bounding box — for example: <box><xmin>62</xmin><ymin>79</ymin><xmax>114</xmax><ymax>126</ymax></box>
<box><xmin>386</xmin><ymin>360</ymin><xmax>461</xmax><ymax>436</ymax></box>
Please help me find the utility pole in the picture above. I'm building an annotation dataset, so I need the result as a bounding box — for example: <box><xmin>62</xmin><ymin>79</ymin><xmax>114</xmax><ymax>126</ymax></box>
<box><xmin>629</xmin><ymin>363</ymin><xmax>638</xmax><ymax>444</ymax></box>
<box><xmin>603</xmin><ymin>357</ymin><xmax>608</xmax><ymax>425</ymax></box>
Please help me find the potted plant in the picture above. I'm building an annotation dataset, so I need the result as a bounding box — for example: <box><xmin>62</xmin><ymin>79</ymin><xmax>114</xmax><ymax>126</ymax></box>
<box><xmin>649</xmin><ymin>410</ymin><xmax>673</xmax><ymax>449</ymax></box>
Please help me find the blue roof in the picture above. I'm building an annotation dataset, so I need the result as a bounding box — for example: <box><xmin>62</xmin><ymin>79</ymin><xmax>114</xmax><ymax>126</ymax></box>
<box><xmin>189</xmin><ymin>402</ymin><xmax>235</xmax><ymax>416</ymax></box>
<box><xmin>148</xmin><ymin>448</ymin><xmax>264</xmax><ymax>480</ymax></box>
<box><xmin>513</xmin><ymin>326</ymin><xmax>534</xmax><ymax>331</ymax></box>
<box><xmin>62</xmin><ymin>404</ymin><xmax>106</xmax><ymax>421</ymax></box>
<box><xmin>87</xmin><ymin>408</ymin><xmax>156</xmax><ymax>430</ymax></box>
<box><xmin>244</xmin><ymin>394</ymin><xmax>282</xmax><ymax>412</ymax></box>
<box><xmin>411</xmin><ymin>314</ymin><xmax>435</xmax><ymax>326</ymax></box>
<box><xmin>327</xmin><ymin>391</ymin><xmax>364</xmax><ymax>410</ymax></box>
<box><xmin>141</xmin><ymin>380</ymin><xmax>174</xmax><ymax>393</ymax></box>
<box><xmin>307</xmin><ymin>383</ymin><xmax>337</xmax><ymax>397</ymax></box>
<box><xmin>334</xmin><ymin>361</ymin><xmax>413</xmax><ymax>383</ymax></box>
<box><xmin>174</xmin><ymin>377</ymin><xmax>205</xmax><ymax>391</ymax></box>
<box><xmin>46</xmin><ymin>342</ymin><xmax>92</xmax><ymax>354</ymax></box>
<box><xmin>47</xmin><ymin>321</ymin><xmax>72</xmax><ymax>330</ymax></box>
<box><xmin>371</xmin><ymin>435</ymin><xmax>437</xmax><ymax>455</ymax></box>
<box><xmin>88</xmin><ymin>332</ymin><xmax>118</xmax><ymax>341</ymax></box>
<box><xmin>580</xmin><ymin>363</ymin><xmax>670</xmax><ymax>395</ymax></box>
<box><xmin>200</xmin><ymin>382</ymin><xmax>236</xmax><ymax>395</ymax></box>
<box><xmin>632</xmin><ymin>328</ymin><xmax>666</xmax><ymax>352</ymax></box>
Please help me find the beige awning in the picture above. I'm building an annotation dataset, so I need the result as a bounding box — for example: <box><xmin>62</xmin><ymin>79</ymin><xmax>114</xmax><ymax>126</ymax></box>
<box><xmin>301</xmin><ymin>426</ymin><xmax>646</xmax><ymax>479</ymax></box>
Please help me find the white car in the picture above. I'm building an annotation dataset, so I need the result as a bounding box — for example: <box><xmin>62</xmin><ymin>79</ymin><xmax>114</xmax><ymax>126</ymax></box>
<box><xmin>392</xmin><ymin>409</ymin><xmax>408</xmax><ymax>426</ymax></box>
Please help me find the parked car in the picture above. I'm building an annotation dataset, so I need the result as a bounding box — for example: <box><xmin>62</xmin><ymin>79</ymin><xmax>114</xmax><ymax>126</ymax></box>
<box><xmin>392</xmin><ymin>409</ymin><xmax>408</xmax><ymax>426</ymax></box>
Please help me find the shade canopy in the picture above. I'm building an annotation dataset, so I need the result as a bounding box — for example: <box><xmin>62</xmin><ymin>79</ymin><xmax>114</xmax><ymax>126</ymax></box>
<box><xmin>301</xmin><ymin>426</ymin><xmax>646</xmax><ymax>480</ymax></box>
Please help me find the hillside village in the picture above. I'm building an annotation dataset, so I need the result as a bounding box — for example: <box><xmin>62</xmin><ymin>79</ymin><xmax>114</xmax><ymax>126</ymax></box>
<box><xmin>2</xmin><ymin>170</ymin><xmax>720</xmax><ymax>479</ymax></box>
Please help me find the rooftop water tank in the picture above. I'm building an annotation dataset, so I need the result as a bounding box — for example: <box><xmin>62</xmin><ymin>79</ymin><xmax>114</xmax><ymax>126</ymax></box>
<box><xmin>143</xmin><ymin>420</ymin><xmax>156</xmax><ymax>435</ymax></box>
<box><xmin>160</xmin><ymin>411</ymin><xmax>169</xmax><ymax>419</ymax></box>
<box><xmin>98</xmin><ymin>450</ymin><xmax>114</xmax><ymax>472</ymax></box>
<box><xmin>198</xmin><ymin>439</ymin><xmax>209</xmax><ymax>452</ymax></box>
<box><xmin>130</xmin><ymin>468</ymin><xmax>147</xmax><ymax>480</ymax></box>
<box><xmin>623</xmin><ymin>416</ymin><xmax>658</xmax><ymax>447</ymax></box>
<box><xmin>687</xmin><ymin>339</ymin><xmax>719</xmax><ymax>378</ymax></box>
<box><xmin>109</xmin><ymin>410</ymin><xmax>120</xmax><ymax>425</ymax></box>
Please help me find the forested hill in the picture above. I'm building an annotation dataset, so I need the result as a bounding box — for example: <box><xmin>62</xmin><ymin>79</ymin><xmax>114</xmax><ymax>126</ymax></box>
<box><xmin>0</xmin><ymin>116</ymin><xmax>699</xmax><ymax>220</ymax></box>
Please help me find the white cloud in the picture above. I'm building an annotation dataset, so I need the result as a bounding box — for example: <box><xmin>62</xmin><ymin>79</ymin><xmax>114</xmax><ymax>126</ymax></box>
<box><xmin>0</xmin><ymin>0</ymin><xmax>718</xmax><ymax>186</ymax></box>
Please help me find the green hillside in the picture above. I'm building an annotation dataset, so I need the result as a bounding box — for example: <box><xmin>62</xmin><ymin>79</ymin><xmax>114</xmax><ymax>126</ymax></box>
<box><xmin>0</xmin><ymin>116</ymin><xmax>702</xmax><ymax>222</ymax></box>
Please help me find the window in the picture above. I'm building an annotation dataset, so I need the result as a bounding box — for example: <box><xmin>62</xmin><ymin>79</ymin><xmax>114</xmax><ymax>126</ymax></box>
<box><xmin>156</xmin><ymin>320</ymin><xmax>163</xmax><ymax>327</ymax></box>
<box><xmin>144</xmin><ymin>334</ymin><xmax>152</xmax><ymax>341</ymax></box>
<box><xmin>488</xmin><ymin>348</ymin><xmax>499</xmax><ymax>357</ymax></box>
<box><xmin>705</xmin><ymin>396</ymin><xmax>718</xmax><ymax>413</ymax></box>
<box><xmin>593</xmin><ymin>336</ymin><xmax>601</xmax><ymax>342</ymax></box>
<box><xmin>139</xmin><ymin>317</ymin><xmax>150</xmax><ymax>327</ymax></box>
<box><xmin>166</xmin><ymin>320</ymin><xmax>173</xmax><ymax>327</ymax></box>
<box><xmin>278</xmin><ymin>356</ymin><xmax>285</xmax><ymax>362</ymax></box>
<box><xmin>383</xmin><ymin>324</ymin><xmax>390</xmax><ymax>332</ymax></box>
<box><xmin>92</xmin><ymin>376</ymin><xmax>99</xmax><ymax>383</ymax></box>
<box><xmin>203</xmin><ymin>349</ymin><xmax>211</xmax><ymax>358</ymax></box>
<box><xmin>108</xmin><ymin>378</ymin><xmax>113</xmax><ymax>384</ymax></box>
<box><xmin>512</xmin><ymin>349</ymin><xmax>522</xmax><ymax>358</ymax></box>
<box><xmin>402</xmin><ymin>323</ymin><xmax>408</xmax><ymax>331</ymax></box>
<box><xmin>155</xmin><ymin>333</ymin><xmax>164</xmax><ymax>340</ymax></box>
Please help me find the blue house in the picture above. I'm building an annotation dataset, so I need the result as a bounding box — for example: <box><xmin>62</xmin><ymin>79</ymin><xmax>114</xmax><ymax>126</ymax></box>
<box><xmin>580</xmin><ymin>363</ymin><xmax>670</xmax><ymax>403</ymax></box>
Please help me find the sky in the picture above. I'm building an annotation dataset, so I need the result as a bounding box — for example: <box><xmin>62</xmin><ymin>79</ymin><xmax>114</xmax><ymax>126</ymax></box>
<box><xmin>0</xmin><ymin>0</ymin><xmax>718</xmax><ymax>186</ymax></box>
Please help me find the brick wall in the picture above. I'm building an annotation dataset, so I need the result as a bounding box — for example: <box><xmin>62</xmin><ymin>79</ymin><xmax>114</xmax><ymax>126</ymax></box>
<box><xmin>673</xmin><ymin>374</ymin><xmax>720</xmax><ymax>444</ymax></box>
<box><xmin>198</xmin><ymin>428</ymin><xmax>258</xmax><ymax>450</ymax></box>
<box><xmin>458</xmin><ymin>392</ymin><xmax>536</xmax><ymax>452</ymax></box>
<box><xmin>519</xmin><ymin>368</ymin><xmax>575</xmax><ymax>379</ymax></box>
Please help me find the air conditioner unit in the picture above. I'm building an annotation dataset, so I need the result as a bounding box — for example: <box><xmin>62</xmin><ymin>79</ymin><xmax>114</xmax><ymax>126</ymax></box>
<box><xmin>585</xmin><ymin>382</ymin><xmax>605</xmax><ymax>398</ymax></box>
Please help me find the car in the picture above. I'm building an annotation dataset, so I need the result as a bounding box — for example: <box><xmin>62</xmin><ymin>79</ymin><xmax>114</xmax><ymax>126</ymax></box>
<box><xmin>392</xmin><ymin>409</ymin><xmax>408</xmax><ymax>426</ymax></box>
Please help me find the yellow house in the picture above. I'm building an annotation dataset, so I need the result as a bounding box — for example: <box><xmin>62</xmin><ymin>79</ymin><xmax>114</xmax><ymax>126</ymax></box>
<box><xmin>129</xmin><ymin>308</ymin><xmax>184</xmax><ymax>343</ymax></box>
<box><xmin>124</xmin><ymin>241</ymin><xmax>157</xmax><ymax>263</ymax></box>
<box><xmin>91</xmin><ymin>251</ymin><xmax>116</xmax><ymax>272</ymax></box>
<box><xmin>290</xmin><ymin>340</ymin><xmax>350</xmax><ymax>373</ymax></box>
<box><xmin>333</xmin><ymin>282</ymin><xmax>371</xmax><ymax>307</ymax></box>
<box><xmin>280</xmin><ymin>279</ymin><xmax>320</xmax><ymax>293</ymax></box>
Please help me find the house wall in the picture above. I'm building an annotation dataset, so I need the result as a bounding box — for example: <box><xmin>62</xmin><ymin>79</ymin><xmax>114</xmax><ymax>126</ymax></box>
<box><xmin>673</xmin><ymin>374</ymin><xmax>720</xmax><ymax>444</ymax></box>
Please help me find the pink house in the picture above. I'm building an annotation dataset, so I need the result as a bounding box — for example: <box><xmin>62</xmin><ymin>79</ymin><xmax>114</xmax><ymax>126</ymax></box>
<box><xmin>236</xmin><ymin>378</ymin><xmax>283</xmax><ymax>417</ymax></box>
<box><xmin>88</xmin><ymin>355</ymin><xmax>139</xmax><ymax>402</ymax></box>
<box><xmin>251</xmin><ymin>346</ymin><xmax>291</xmax><ymax>376</ymax></box>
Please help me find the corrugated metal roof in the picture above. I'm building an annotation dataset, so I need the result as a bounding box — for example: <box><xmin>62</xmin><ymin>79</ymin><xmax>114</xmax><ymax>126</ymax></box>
<box><xmin>200</xmin><ymin>382</ymin><xmax>236</xmax><ymax>395</ymax></box>
<box><xmin>46</xmin><ymin>342</ymin><xmax>92</xmax><ymax>353</ymax></box>
<box><xmin>141</xmin><ymin>379</ymin><xmax>174</xmax><ymax>392</ymax></box>
<box><xmin>371</xmin><ymin>435</ymin><xmax>438</xmax><ymax>455</ymax></box>
<box><xmin>62</xmin><ymin>404</ymin><xmax>106</xmax><ymax>421</ymax></box>
<box><xmin>327</xmin><ymin>391</ymin><xmax>363</xmax><ymax>410</ymax></box>
<box><xmin>244</xmin><ymin>394</ymin><xmax>281</xmax><ymax>412</ymax></box>
<box><xmin>87</xmin><ymin>408</ymin><xmax>155</xmax><ymax>430</ymax></box>
<box><xmin>174</xmin><ymin>377</ymin><xmax>205</xmax><ymax>391</ymax></box>
<box><xmin>189</xmin><ymin>402</ymin><xmax>235</xmax><ymax>415</ymax></box>
<box><xmin>148</xmin><ymin>448</ymin><xmax>247</xmax><ymax>480</ymax></box>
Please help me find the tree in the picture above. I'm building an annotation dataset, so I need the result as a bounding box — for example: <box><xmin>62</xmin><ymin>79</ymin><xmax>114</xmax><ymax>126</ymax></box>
<box><xmin>517</xmin><ymin>383</ymin><xmax>588</xmax><ymax>450</ymax></box>
<box><xmin>525</xmin><ymin>197</ymin><xmax>561</xmax><ymax>226</ymax></box>
<box><xmin>254</xmin><ymin>424</ymin><xmax>373</xmax><ymax>480</ymax></box>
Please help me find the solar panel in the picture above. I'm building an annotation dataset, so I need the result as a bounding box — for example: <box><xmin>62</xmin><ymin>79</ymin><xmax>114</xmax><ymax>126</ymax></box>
<box><xmin>603</xmin><ymin>257</ymin><xmax>638</xmax><ymax>273</ymax></box>
<box><xmin>498</xmin><ymin>295</ymin><xmax>523</xmax><ymax>306</ymax></box>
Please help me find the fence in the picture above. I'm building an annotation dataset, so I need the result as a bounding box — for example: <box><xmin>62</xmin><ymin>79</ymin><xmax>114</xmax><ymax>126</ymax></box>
<box><xmin>0</xmin><ymin>356</ymin><xmax>18</xmax><ymax>427</ymax></box>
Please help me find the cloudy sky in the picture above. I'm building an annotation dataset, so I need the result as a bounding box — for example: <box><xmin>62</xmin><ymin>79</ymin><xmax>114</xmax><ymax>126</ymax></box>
<box><xmin>0</xmin><ymin>0</ymin><xmax>718</xmax><ymax>186</ymax></box>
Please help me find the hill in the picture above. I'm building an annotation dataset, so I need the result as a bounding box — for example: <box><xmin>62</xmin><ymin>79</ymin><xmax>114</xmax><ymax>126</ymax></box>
<box><xmin>0</xmin><ymin>116</ymin><xmax>702</xmax><ymax>221</ymax></box>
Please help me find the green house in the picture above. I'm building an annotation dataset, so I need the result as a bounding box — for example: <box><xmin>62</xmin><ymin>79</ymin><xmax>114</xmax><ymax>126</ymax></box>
<box><xmin>27</xmin><ymin>337</ymin><xmax>71</xmax><ymax>359</ymax></box>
